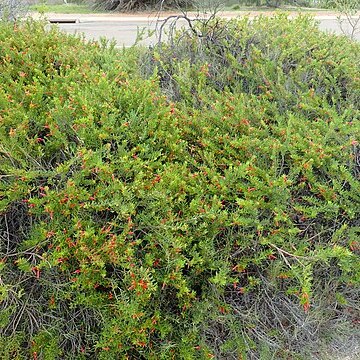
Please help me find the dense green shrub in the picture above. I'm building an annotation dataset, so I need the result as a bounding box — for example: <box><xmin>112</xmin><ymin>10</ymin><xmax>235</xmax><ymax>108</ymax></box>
<box><xmin>145</xmin><ymin>15</ymin><xmax>360</xmax><ymax>358</ymax></box>
<box><xmin>0</xmin><ymin>16</ymin><xmax>359</xmax><ymax>359</ymax></box>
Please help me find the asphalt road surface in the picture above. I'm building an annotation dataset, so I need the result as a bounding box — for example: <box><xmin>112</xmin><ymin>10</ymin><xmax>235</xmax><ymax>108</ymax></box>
<box><xmin>57</xmin><ymin>20</ymin><xmax>159</xmax><ymax>47</ymax></box>
<box><xmin>51</xmin><ymin>15</ymin><xmax>360</xmax><ymax>47</ymax></box>
<box><xmin>318</xmin><ymin>18</ymin><xmax>360</xmax><ymax>41</ymax></box>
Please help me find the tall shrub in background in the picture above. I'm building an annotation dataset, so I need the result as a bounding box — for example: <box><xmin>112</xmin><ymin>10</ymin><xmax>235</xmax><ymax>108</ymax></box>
<box><xmin>0</xmin><ymin>0</ymin><xmax>27</xmax><ymax>20</ymax></box>
<box><xmin>92</xmin><ymin>0</ymin><xmax>193</xmax><ymax>11</ymax></box>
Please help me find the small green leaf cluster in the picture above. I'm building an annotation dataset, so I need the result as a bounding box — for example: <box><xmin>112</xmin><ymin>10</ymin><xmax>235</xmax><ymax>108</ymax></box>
<box><xmin>0</xmin><ymin>17</ymin><xmax>359</xmax><ymax>359</ymax></box>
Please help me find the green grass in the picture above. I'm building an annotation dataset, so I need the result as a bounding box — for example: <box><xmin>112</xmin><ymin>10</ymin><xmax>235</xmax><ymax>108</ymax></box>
<box><xmin>29</xmin><ymin>3</ymin><xmax>98</xmax><ymax>14</ymax></box>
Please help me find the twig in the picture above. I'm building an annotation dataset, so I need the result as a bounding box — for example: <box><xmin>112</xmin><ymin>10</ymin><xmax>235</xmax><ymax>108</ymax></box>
<box><xmin>269</xmin><ymin>243</ymin><xmax>310</xmax><ymax>267</ymax></box>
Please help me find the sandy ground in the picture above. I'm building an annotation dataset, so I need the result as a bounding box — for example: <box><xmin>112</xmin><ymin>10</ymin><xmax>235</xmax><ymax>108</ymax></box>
<box><xmin>29</xmin><ymin>9</ymin><xmax>347</xmax><ymax>22</ymax></box>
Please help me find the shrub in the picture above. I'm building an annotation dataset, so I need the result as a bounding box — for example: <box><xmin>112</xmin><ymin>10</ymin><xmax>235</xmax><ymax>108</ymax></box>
<box><xmin>0</xmin><ymin>16</ymin><xmax>359</xmax><ymax>359</ymax></box>
<box><xmin>0</xmin><ymin>0</ymin><xmax>27</xmax><ymax>20</ymax></box>
<box><xmin>91</xmin><ymin>0</ymin><xmax>193</xmax><ymax>12</ymax></box>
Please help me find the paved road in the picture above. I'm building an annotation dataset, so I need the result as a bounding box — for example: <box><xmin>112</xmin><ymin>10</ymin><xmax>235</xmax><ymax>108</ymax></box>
<box><xmin>318</xmin><ymin>18</ymin><xmax>360</xmax><ymax>41</ymax></box>
<box><xmin>47</xmin><ymin>13</ymin><xmax>360</xmax><ymax>46</ymax></box>
<box><xmin>57</xmin><ymin>20</ymin><xmax>159</xmax><ymax>47</ymax></box>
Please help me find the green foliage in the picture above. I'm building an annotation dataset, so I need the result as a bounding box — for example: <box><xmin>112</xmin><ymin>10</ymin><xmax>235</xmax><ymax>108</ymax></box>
<box><xmin>322</xmin><ymin>0</ymin><xmax>360</xmax><ymax>9</ymax></box>
<box><xmin>0</xmin><ymin>16</ymin><xmax>359</xmax><ymax>359</ymax></box>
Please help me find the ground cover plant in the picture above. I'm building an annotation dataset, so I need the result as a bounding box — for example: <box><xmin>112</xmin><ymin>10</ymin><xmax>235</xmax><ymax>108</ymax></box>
<box><xmin>0</xmin><ymin>15</ymin><xmax>359</xmax><ymax>359</ymax></box>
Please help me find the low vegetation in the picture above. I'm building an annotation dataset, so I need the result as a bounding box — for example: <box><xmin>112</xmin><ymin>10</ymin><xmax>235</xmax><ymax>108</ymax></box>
<box><xmin>29</xmin><ymin>3</ymin><xmax>96</xmax><ymax>14</ymax></box>
<box><xmin>0</xmin><ymin>16</ymin><xmax>359</xmax><ymax>359</ymax></box>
